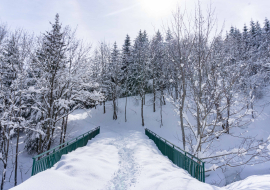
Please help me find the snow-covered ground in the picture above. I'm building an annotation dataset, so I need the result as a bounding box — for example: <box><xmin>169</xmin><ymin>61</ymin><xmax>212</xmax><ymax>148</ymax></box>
<box><xmin>4</xmin><ymin>94</ymin><xmax>270</xmax><ymax>189</ymax></box>
<box><xmin>11</xmin><ymin>126</ymin><xmax>220</xmax><ymax>190</ymax></box>
<box><xmin>11</xmin><ymin>125</ymin><xmax>270</xmax><ymax>190</ymax></box>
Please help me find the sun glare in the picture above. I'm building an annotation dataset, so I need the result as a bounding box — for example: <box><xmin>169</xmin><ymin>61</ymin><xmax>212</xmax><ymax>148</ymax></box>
<box><xmin>138</xmin><ymin>0</ymin><xmax>179</xmax><ymax>18</ymax></box>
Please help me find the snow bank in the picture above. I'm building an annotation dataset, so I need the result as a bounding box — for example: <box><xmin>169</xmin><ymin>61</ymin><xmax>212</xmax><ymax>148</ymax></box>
<box><xmin>224</xmin><ymin>175</ymin><xmax>270</xmax><ymax>190</ymax></box>
<box><xmin>11</xmin><ymin>131</ymin><xmax>119</xmax><ymax>190</ymax></box>
<box><xmin>129</xmin><ymin>130</ymin><xmax>219</xmax><ymax>190</ymax></box>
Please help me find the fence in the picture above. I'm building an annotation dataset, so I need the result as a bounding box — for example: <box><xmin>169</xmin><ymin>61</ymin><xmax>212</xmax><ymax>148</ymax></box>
<box><xmin>145</xmin><ymin>128</ymin><xmax>205</xmax><ymax>182</ymax></box>
<box><xmin>31</xmin><ymin>126</ymin><xmax>100</xmax><ymax>176</ymax></box>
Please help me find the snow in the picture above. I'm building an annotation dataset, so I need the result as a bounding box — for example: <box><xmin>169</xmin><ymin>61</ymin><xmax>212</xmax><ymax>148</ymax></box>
<box><xmin>4</xmin><ymin>94</ymin><xmax>270</xmax><ymax>189</ymax></box>
<box><xmin>11</xmin><ymin>130</ymin><xmax>119</xmax><ymax>190</ymax></box>
<box><xmin>68</xmin><ymin>111</ymin><xmax>89</xmax><ymax>121</ymax></box>
<box><xmin>225</xmin><ymin>175</ymin><xmax>270</xmax><ymax>190</ymax></box>
<box><xmin>11</xmin><ymin>126</ymin><xmax>220</xmax><ymax>190</ymax></box>
<box><xmin>11</xmin><ymin>124</ymin><xmax>270</xmax><ymax>190</ymax></box>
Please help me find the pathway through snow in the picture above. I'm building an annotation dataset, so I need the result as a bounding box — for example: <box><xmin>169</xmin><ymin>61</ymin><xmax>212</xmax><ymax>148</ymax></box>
<box><xmin>104</xmin><ymin>129</ymin><xmax>140</xmax><ymax>190</ymax></box>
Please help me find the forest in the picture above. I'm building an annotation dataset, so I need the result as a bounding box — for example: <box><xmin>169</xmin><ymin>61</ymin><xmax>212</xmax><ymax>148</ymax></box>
<box><xmin>1</xmin><ymin>4</ymin><xmax>270</xmax><ymax>189</ymax></box>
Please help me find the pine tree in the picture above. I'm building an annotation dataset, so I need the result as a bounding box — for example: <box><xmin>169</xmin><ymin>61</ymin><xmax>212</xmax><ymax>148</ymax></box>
<box><xmin>122</xmin><ymin>34</ymin><xmax>132</xmax><ymax>122</ymax></box>
<box><xmin>33</xmin><ymin>13</ymin><xmax>66</xmax><ymax>152</ymax></box>
<box><xmin>150</xmin><ymin>30</ymin><xmax>166</xmax><ymax>126</ymax></box>
<box><xmin>0</xmin><ymin>30</ymin><xmax>28</xmax><ymax>190</ymax></box>
<box><xmin>150</xmin><ymin>31</ymin><xmax>165</xmax><ymax>113</ymax></box>
<box><xmin>132</xmin><ymin>30</ymin><xmax>150</xmax><ymax>126</ymax></box>
<box><xmin>108</xmin><ymin>42</ymin><xmax>121</xmax><ymax>120</ymax></box>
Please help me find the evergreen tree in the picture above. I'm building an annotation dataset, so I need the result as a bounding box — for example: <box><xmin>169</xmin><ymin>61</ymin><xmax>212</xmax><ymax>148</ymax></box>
<box><xmin>132</xmin><ymin>30</ymin><xmax>150</xmax><ymax>126</ymax></box>
<box><xmin>28</xmin><ymin>13</ymin><xmax>67</xmax><ymax>153</ymax></box>
<box><xmin>0</xmin><ymin>30</ymin><xmax>28</xmax><ymax>190</ymax></box>
<box><xmin>108</xmin><ymin>42</ymin><xmax>121</xmax><ymax>120</ymax></box>
<box><xmin>122</xmin><ymin>34</ymin><xmax>132</xmax><ymax>122</ymax></box>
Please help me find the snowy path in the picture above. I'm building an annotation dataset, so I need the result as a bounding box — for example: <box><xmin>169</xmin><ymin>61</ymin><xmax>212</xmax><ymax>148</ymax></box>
<box><xmin>103</xmin><ymin>130</ymin><xmax>140</xmax><ymax>190</ymax></box>
<box><xmin>11</xmin><ymin>126</ymin><xmax>270</xmax><ymax>190</ymax></box>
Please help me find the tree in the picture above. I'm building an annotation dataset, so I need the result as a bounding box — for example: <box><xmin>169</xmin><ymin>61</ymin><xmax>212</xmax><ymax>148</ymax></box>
<box><xmin>166</xmin><ymin>7</ymin><xmax>194</xmax><ymax>149</ymax></box>
<box><xmin>121</xmin><ymin>34</ymin><xmax>133</xmax><ymax>122</ymax></box>
<box><xmin>25</xmin><ymin>14</ymin><xmax>103</xmax><ymax>155</ymax></box>
<box><xmin>107</xmin><ymin>42</ymin><xmax>122</xmax><ymax>120</ymax></box>
<box><xmin>132</xmin><ymin>30</ymin><xmax>150</xmax><ymax>126</ymax></box>
<box><xmin>0</xmin><ymin>29</ymin><xmax>31</xmax><ymax>190</ymax></box>
<box><xmin>98</xmin><ymin>42</ymin><xmax>111</xmax><ymax>114</ymax></box>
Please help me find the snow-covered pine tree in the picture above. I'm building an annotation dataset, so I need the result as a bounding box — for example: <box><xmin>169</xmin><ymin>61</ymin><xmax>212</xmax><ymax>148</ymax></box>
<box><xmin>98</xmin><ymin>42</ymin><xmax>111</xmax><ymax>114</ymax></box>
<box><xmin>132</xmin><ymin>30</ymin><xmax>150</xmax><ymax>126</ymax></box>
<box><xmin>107</xmin><ymin>42</ymin><xmax>122</xmax><ymax>120</ymax></box>
<box><xmin>0</xmin><ymin>29</ymin><xmax>30</xmax><ymax>190</ymax></box>
<box><xmin>26</xmin><ymin>13</ymin><xmax>68</xmax><ymax>153</ymax></box>
<box><xmin>121</xmin><ymin>34</ymin><xmax>133</xmax><ymax>122</ymax></box>
<box><xmin>150</xmin><ymin>30</ymin><xmax>165</xmax><ymax>113</ymax></box>
<box><xmin>25</xmin><ymin>14</ymin><xmax>103</xmax><ymax>154</ymax></box>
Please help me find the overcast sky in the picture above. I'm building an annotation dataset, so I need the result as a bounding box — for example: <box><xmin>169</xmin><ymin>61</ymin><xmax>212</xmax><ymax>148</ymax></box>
<box><xmin>0</xmin><ymin>0</ymin><xmax>269</xmax><ymax>46</ymax></box>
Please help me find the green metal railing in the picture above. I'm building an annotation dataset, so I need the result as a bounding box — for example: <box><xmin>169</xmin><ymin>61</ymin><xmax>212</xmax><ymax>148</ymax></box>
<box><xmin>31</xmin><ymin>126</ymin><xmax>100</xmax><ymax>176</ymax></box>
<box><xmin>145</xmin><ymin>128</ymin><xmax>205</xmax><ymax>182</ymax></box>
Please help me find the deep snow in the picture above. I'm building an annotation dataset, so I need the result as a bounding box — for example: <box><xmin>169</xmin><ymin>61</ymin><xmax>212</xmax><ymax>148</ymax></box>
<box><xmin>11</xmin><ymin>125</ymin><xmax>270</xmax><ymax>190</ymax></box>
<box><xmin>3</xmin><ymin>94</ymin><xmax>270</xmax><ymax>189</ymax></box>
<box><xmin>11</xmin><ymin>126</ymin><xmax>220</xmax><ymax>190</ymax></box>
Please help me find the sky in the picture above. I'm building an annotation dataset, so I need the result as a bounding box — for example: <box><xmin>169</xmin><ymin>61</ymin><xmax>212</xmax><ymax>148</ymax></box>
<box><xmin>0</xmin><ymin>0</ymin><xmax>269</xmax><ymax>47</ymax></box>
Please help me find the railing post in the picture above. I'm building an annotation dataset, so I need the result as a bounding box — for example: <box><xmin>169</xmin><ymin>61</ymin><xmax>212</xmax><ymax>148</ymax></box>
<box><xmin>184</xmin><ymin>152</ymin><xmax>187</xmax><ymax>170</ymax></box>
<box><xmin>202</xmin><ymin>162</ymin><xmax>205</xmax><ymax>182</ymax></box>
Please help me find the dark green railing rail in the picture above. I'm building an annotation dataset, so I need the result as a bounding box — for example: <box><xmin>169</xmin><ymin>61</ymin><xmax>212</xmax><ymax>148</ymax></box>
<box><xmin>31</xmin><ymin>126</ymin><xmax>100</xmax><ymax>176</ymax></box>
<box><xmin>145</xmin><ymin>128</ymin><xmax>205</xmax><ymax>182</ymax></box>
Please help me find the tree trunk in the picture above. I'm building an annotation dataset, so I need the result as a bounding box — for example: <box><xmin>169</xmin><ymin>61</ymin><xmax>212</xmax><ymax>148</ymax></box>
<box><xmin>15</xmin><ymin>92</ymin><xmax>22</xmax><ymax>186</ymax></box>
<box><xmin>143</xmin><ymin>94</ymin><xmax>145</xmax><ymax>105</ymax></box>
<box><xmin>160</xmin><ymin>95</ymin><xmax>163</xmax><ymax>127</ymax></box>
<box><xmin>38</xmin><ymin>133</ymin><xmax>43</xmax><ymax>154</ymax></box>
<box><xmin>125</xmin><ymin>97</ymin><xmax>127</xmax><ymax>122</ymax></box>
<box><xmin>163</xmin><ymin>94</ymin><xmax>166</xmax><ymax>105</ymax></box>
<box><xmin>113</xmin><ymin>98</ymin><xmax>117</xmax><ymax>120</ymax></box>
<box><xmin>153</xmin><ymin>78</ymin><xmax>156</xmax><ymax>112</ymax></box>
<box><xmin>1</xmin><ymin>162</ymin><xmax>7</xmax><ymax>190</ymax></box>
<box><xmin>59</xmin><ymin>117</ymin><xmax>65</xmax><ymax>145</ymax></box>
<box><xmin>153</xmin><ymin>90</ymin><xmax>156</xmax><ymax>112</ymax></box>
<box><xmin>141</xmin><ymin>97</ymin><xmax>144</xmax><ymax>126</ymax></box>
<box><xmin>1</xmin><ymin>128</ymin><xmax>10</xmax><ymax>190</ymax></box>
<box><xmin>63</xmin><ymin>115</ymin><xmax>68</xmax><ymax>144</ymax></box>
<box><xmin>175</xmin><ymin>81</ymin><xmax>178</xmax><ymax>100</ymax></box>
<box><xmin>103</xmin><ymin>101</ymin><xmax>106</xmax><ymax>114</ymax></box>
<box><xmin>45</xmin><ymin>125</ymin><xmax>51</xmax><ymax>151</ymax></box>
<box><xmin>14</xmin><ymin>127</ymin><xmax>19</xmax><ymax>186</ymax></box>
<box><xmin>226</xmin><ymin>97</ymin><xmax>230</xmax><ymax>134</ymax></box>
<box><xmin>179</xmin><ymin>107</ymin><xmax>186</xmax><ymax>150</ymax></box>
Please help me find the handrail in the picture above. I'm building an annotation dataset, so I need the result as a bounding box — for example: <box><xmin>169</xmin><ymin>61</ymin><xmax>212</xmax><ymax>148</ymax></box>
<box><xmin>145</xmin><ymin>128</ymin><xmax>205</xmax><ymax>182</ymax></box>
<box><xmin>31</xmin><ymin>126</ymin><xmax>100</xmax><ymax>176</ymax></box>
<box><xmin>33</xmin><ymin>128</ymin><xmax>98</xmax><ymax>159</ymax></box>
<box><xmin>145</xmin><ymin>128</ymin><xmax>204</xmax><ymax>163</ymax></box>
